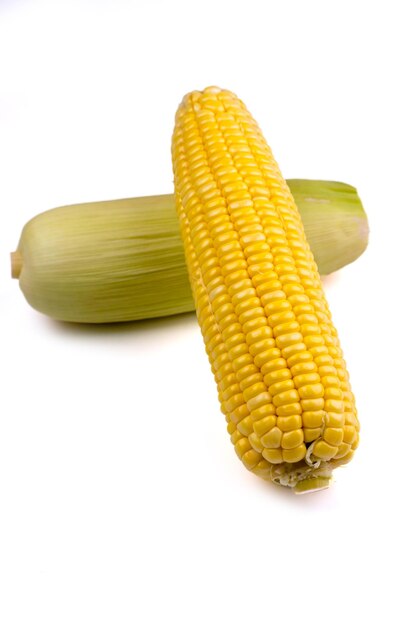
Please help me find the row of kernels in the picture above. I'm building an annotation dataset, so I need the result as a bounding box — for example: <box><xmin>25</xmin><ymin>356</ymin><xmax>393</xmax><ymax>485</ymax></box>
<box><xmin>173</xmin><ymin>105</ymin><xmax>269</xmax><ymax>461</ymax></box>
<box><xmin>229</xmin><ymin>330</ymin><xmax>342</xmax><ymax>460</ymax></box>
<box><xmin>271</xmin><ymin>260</ymin><xmax>346</xmax><ymax>438</ymax></box>
<box><xmin>191</xmin><ymin>246</ymin><xmax>255</xmax><ymax>440</ymax></box>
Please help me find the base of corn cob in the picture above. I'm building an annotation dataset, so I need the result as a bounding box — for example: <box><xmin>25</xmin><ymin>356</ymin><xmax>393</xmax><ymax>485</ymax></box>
<box><xmin>271</xmin><ymin>453</ymin><xmax>353</xmax><ymax>492</ymax></box>
<box><xmin>11</xmin><ymin>181</ymin><xmax>368</xmax><ymax>324</ymax></box>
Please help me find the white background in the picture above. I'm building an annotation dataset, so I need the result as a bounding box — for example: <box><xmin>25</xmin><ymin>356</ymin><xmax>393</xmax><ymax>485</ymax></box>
<box><xmin>1</xmin><ymin>1</ymin><xmax>417</xmax><ymax>624</ymax></box>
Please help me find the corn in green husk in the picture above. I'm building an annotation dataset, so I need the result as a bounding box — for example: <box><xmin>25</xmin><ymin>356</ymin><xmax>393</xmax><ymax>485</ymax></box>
<box><xmin>11</xmin><ymin>180</ymin><xmax>368</xmax><ymax>323</ymax></box>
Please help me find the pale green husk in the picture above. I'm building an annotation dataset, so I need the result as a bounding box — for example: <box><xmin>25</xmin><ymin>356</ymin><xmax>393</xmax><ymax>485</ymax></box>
<box><xmin>12</xmin><ymin>180</ymin><xmax>369</xmax><ymax>323</ymax></box>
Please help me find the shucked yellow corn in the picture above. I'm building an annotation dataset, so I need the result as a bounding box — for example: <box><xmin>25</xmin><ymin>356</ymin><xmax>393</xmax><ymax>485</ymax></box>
<box><xmin>172</xmin><ymin>87</ymin><xmax>359</xmax><ymax>492</ymax></box>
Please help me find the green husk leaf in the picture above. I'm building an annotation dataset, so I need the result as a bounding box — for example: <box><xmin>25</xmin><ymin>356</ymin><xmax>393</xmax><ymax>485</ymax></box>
<box><xmin>290</xmin><ymin>179</ymin><xmax>369</xmax><ymax>275</ymax></box>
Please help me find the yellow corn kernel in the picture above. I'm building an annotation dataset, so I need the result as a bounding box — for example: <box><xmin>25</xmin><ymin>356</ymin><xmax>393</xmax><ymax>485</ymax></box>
<box><xmin>230</xmin><ymin>429</ymin><xmax>242</xmax><ymax>446</ymax></box>
<box><xmin>343</xmin><ymin>425</ymin><xmax>358</xmax><ymax>444</ymax></box>
<box><xmin>262</xmin><ymin>448</ymin><xmax>284</xmax><ymax>464</ymax></box>
<box><xmin>344</xmin><ymin>411</ymin><xmax>358</xmax><ymax>426</ymax></box>
<box><xmin>298</xmin><ymin>383</ymin><xmax>324</xmax><ymax>399</ymax></box>
<box><xmin>273</xmin><ymin>321</ymin><xmax>299</xmax><ymax>337</ymax></box>
<box><xmin>272</xmin><ymin>389</ymin><xmax>300</xmax><ymax>407</ymax></box>
<box><xmin>253</xmin><ymin>415</ymin><xmax>277</xmax><ymax>437</ymax></box>
<box><xmin>283</xmin><ymin>444</ymin><xmax>307</xmax><ymax>463</ymax></box>
<box><xmin>227</xmin><ymin>421</ymin><xmax>236</xmax><ymax>435</ymax></box>
<box><xmin>281</xmin><ymin>342</ymin><xmax>308</xmax><ymax>360</ymax></box>
<box><xmin>229</xmin><ymin>403</ymin><xmax>250</xmax><ymax>424</ymax></box>
<box><xmin>242</xmin><ymin>382</ymin><xmax>268</xmax><ymax>402</ymax></box>
<box><xmin>324</xmin><ymin>386</ymin><xmax>343</xmax><ymax>400</ymax></box>
<box><xmin>248</xmin><ymin>432</ymin><xmax>263</xmax><ymax>453</ymax></box>
<box><xmin>301</xmin><ymin>398</ymin><xmax>325</xmax><ymax>411</ymax></box>
<box><xmin>263</xmin><ymin>367</ymin><xmax>292</xmax><ymax>386</ymax></box>
<box><xmin>324</xmin><ymin>401</ymin><xmax>345</xmax><ymax>416</ymax></box>
<box><xmin>325</xmin><ymin>412</ymin><xmax>345</xmax><ymax>428</ymax></box>
<box><xmin>276</xmin><ymin>402</ymin><xmax>302</xmax><ymax>417</ymax></box>
<box><xmin>172</xmin><ymin>86</ymin><xmax>358</xmax><ymax>491</ymax></box>
<box><xmin>254</xmin><ymin>349</ymin><xmax>283</xmax><ymax>369</ymax></box>
<box><xmin>293</xmin><ymin>373</ymin><xmax>321</xmax><ymax>388</ymax></box>
<box><xmin>236</xmin><ymin>416</ymin><xmax>254</xmax><ymax>436</ymax></box>
<box><xmin>253</xmin><ymin>459</ymin><xmax>273</xmax><ymax>479</ymax></box>
<box><xmin>247</xmin><ymin>391</ymin><xmax>272</xmax><ymax>412</ymax></box>
<box><xmin>250</xmin><ymin>404</ymin><xmax>276</xmax><ymax>423</ymax></box>
<box><xmin>260</xmin><ymin>426</ymin><xmax>283</xmax><ymax>449</ymax></box>
<box><xmin>287</xmin><ymin>351</ymin><xmax>314</xmax><ymax>369</ymax></box>
<box><xmin>291</xmin><ymin>361</ymin><xmax>318</xmax><ymax>378</ymax></box>
<box><xmin>234</xmin><ymin>437</ymin><xmax>252</xmax><ymax>459</ymax></box>
<box><xmin>268</xmin><ymin>379</ymin><xmax>295</xmax><ymax>397</ymax></box>
<box><xmin>281</xmin><ymin>429</ymin><xmax>304</xmax><ymax>450</ymax></box>
<box><xmin>312</xmin><ymin>439</ymin><xmax>339</xmax><ymax>460</ymax></box>
<box><xmin>334</xmin><ymin>442</ymin><xmax>352</xmax><ymax>459</ymax></box>
<box><xmin>323</xmin><ymin>427</ymin><xmax>344</xmax><ymax>447</ymax></box>
<box><xmin>304</xmin><ymin>427</ymin><xmax>322</xmax><ymax>442</ymax></box>
<box><xmin>239</xmin><ymin>372</ymin><xmax>264</xmax><ymax>391</ymax></box>
<box><xmin>242</xmin><ymin>449</ymin><xmax>263</xmax><ymax>470</ymax></box>
<box><xmin>277</xmin><ymin>414</ymin><xmax>302</xmax><ymax>432</ymax></box>
<box><xmin>302</xmin><ymin>410</ymin><xmax>325</xmax><ymax>428</ymax></box>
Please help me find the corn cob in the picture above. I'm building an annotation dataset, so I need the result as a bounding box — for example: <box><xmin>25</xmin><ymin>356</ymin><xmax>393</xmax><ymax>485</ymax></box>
<box><xmin>11</xmin><ymin>182</ymin><xmax>368</xmax><ymax>323</ymax></box>
<box><xmin>172</xmin><ymin>87</ymin><xmax>359</xmax><ymax>492</ymax></box>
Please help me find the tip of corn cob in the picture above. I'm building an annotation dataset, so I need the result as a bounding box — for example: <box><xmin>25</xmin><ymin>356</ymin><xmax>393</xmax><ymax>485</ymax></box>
<box><xmin>270</xmin><ymin>460</ymin><xmax>334</xmax><ymax>493</ymax></box>
<box><xmin>11</xmin><ymin>251</ymin><xmax>22</xmax><ymax>279</ymax></box>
